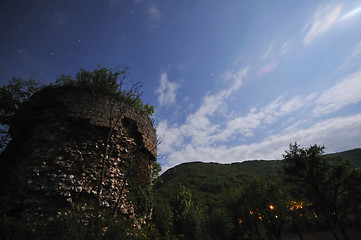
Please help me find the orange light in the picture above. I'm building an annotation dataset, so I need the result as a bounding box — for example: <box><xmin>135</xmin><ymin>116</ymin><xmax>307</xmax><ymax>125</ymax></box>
<box><xmin>269</xmin><ymin>205</ymin><xmax>275</xmax><ymax>210</ymax></box>
<box><xmin>289</xmin><ymin>200</ymin><xmax>304</xmax><ymax>211</ymax></box>
<box><xmin>249</xmin><ymin>210</ymin><xmax>254</xmax><ymax>215</ymax></box>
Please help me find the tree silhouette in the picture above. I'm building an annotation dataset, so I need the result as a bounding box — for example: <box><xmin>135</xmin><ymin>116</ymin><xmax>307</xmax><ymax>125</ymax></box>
<box><xmin>170</xmin><ymin>185</ymin><xmax>203</xmax><ymax>239</ymax></box>
<box><xmin>283</xmin><ymin>143</ymin><xmax>361</xmax><ymax>240</ymax></box>
<box><xmin>0</xmin><ymin>77</ymin><xmax>43</xmax><ymax>151</ymax></box>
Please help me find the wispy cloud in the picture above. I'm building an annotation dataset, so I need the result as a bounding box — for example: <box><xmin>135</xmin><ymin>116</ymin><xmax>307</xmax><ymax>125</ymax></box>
<box><xmin>155</xmin><ymin>72</ymin><xmax>180</xmax><ymax>106</ymax></box>
<box><xmin>157</xmin><ymin>66</ymin><xmax>248</xmax><ymax>154</ymax></box>
<box><xmin>303</xmin><ymin>4</ymin><xmax>342</xmax><ymax>45</ymax></box>
<box><xmin>147</xmin><ymin>4</ymin><xmax>161</xmax><ymax>28</ymax></box>
<box><xmin>158</xmin><ymin>63</ymin><xmax>361</xmax><ymax>171</ymax></box>
<box><xmin>353</xmin><ymin>42</ymin><xmax>361</xmax><ymax>58</ymax></box>
<box><xmin>257</xmin><ymin>40</ymin><xmax>289</xmax><ymax>77</ymax></box>
<box><xmin>262</xmin><ymin>40</ymin><xmax>289</xmax><ymax>61</ymax></box>
<box><xmin>107</xmin><ymin>0</ymin><xmax>120</xmax><ymax>7</ymax></box>
<box><xmin>338</xmin><ymin>42</ymin><xmax>361</xmax><ymax>71</ymax></box>
<box><xmin>158</xmin><ymin>14</ymin><xmax>361</xmax><ymax>171</ymax></box>
<box><xmin>157</xmin><ymin>65</ymin><xmax>318</xmax><ymax>171</ymax></box>
<box><xmin>107</xmin><ymin>0</ymin><xmax>143</xmax><ymax>7</ymax></box>
<box><xmin>179</xmin><ymin>67</ymin><xmax>248</xmax><ymax>146</ymax></box>
<box><xmin>52</xmin><ymin>12</ymin><xmax>70</xmax><ymax>26</ymax></box>
<box><xmin>338</xmin><ymin>6</ymin><xmax>361</xmax><ymax>22</ymax></box>
<box><xmin>313</xmin><ymin>71</ymin><xmax>361</xmax><ymax>116</ymax></box>
<box><xmin>209</xmin><ymin>96</ymin><xmax>306</xmax><ymax>143</ymax></box>
<box><xmin>280</xmin><ymin>41</ymin><xmax>289</xmax><ymax>56</ymax></box>
<box><xmin>148</xmin><ymin>5</ymin><xmax>161</xmax><ymax>22</ymax></box>
<box><xmin>222</xmin><ymin>66</ymin><xmax>248</xmax><ymax>95</ymax></box>
<box><xmin>257</xmin><ymin>60</ymin><xmax>279</xmax><ymax>76</ymax></box>
<box><xmin>262</xmin><ymin>44</ymin><xmax>274</xmax><ymax>60</ymax></box>
<box><xmin>161</xmin><ymin>113</ymin><xmax>361</xmax><ymax>171</ymax></box>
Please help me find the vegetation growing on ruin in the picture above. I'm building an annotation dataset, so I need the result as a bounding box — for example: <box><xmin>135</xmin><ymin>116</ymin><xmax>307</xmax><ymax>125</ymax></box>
<box><xmin>54</xmin><ymin>66</ymin><xmax>154</xmax><ymax>120</ymax></box>
<box><xmin>0</xmin><ymin>66</ymin><xmax>154</xmax><ymax>149</ymax></box>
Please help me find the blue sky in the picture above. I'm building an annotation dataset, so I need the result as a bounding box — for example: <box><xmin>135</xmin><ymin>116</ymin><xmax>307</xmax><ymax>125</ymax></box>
<box><xmin>1</xmin><ymin>0</ymin><xmax>361</xmax><ymax>171</ymax></box>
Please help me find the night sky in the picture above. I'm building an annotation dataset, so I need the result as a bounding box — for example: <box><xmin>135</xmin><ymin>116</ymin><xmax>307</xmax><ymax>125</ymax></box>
<box><xmin>1</xmin><ymin>0</ymin><xmax>361</xmax><ymax>171</ymax></box>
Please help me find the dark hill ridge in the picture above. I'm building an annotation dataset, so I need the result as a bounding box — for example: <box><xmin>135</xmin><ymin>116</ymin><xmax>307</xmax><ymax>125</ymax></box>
<box><xmin>151</xmin><ymin>148</ymin><xmax>361</xmax><ymax>239</ymax></box>
<box><xmin>158</xmin><ymin>160</ymin><xmax>284</xmax><ymax>187</ymax></box>
<box><xmin>154</xmin><ymin>148</ymin><xmax>361</xmax><ymax>204</ymax></box>
<box><xmin>328</xmin><ymin>148</ymin><xmax>361</xmax><ymax>167</ymax></box>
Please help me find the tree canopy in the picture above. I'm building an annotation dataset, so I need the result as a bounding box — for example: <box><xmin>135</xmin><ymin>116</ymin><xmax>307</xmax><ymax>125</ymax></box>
<box><xmin>0</xmin><ymin>77</ymin><xmax>43</xmax><ymax>126</ymax></box>
<box><xmin>55</xmin><ymin>66</ymin><xmax>154</xmax><ymax>118</ymax></box>
<box><xmin>0</xmin><ymin>66</ymin><xmax>155</xmax><ymax>152</ymax></box>
<box><xmin>283</xmin><ymin>143</ymin><xmax>361</xmax><ymax>240</ymax></box>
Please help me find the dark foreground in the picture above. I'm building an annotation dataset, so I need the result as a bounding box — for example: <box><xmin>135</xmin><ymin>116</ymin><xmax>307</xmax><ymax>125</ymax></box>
<box><xmin>283</xmin><ymin>228</ymin><xmax>361</xmax><ymax>240</ymax></box>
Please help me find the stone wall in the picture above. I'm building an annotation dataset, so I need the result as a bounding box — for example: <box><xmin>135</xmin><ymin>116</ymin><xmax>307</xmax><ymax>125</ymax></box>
<box><xmin>0</xmin><ymin>86</ymin><xmax>157</xmax><ymax>227</ymax></box>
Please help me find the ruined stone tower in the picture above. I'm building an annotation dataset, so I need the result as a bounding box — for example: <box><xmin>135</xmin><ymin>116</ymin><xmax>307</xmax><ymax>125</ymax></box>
<box><xmin>0</xmin><ymin>86</ymin><xmax>157</xmax><ymax>228</ymax></box>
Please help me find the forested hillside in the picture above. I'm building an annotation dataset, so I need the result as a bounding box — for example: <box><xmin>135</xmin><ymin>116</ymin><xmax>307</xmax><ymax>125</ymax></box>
<box><xmin>154</xmin><ymin>160</ymin><xmax>284</xmax><ymax>205</ymax></box>
<box><xmin>154</xmin><ymin>148</ymin><xmax>361</xmax><ymax>205</ymax></box>
<box><xmin>152</xmin><ymin>148</ymin><xmax>361</xmax><ymax>240</ymax></box>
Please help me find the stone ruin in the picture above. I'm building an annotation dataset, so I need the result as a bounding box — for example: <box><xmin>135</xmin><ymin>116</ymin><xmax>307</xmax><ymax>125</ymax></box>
<box><xmin>0</xmin><ymin>86</ymin><xmax>157</xmax><ymax>228</ymax></box>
